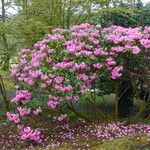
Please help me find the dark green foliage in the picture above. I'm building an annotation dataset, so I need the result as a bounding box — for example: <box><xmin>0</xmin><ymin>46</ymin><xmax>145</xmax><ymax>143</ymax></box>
<box><xmin>100</xmin><ymin>1</ymin><xmax>150</xmax><ymax>27</ymax></box>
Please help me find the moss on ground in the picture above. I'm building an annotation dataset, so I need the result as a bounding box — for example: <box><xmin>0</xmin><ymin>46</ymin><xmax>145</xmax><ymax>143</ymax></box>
<box><xmin>95</xmin><ymin>135</ymin><xmax>150</xmax><ymax>150</ymax></box>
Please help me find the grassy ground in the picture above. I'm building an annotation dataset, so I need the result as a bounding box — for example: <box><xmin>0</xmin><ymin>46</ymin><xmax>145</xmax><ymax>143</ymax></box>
<box><xmin>96</xmin><ymin>135</ymin><xmax>150</xmax><ymax>150</ymax></box>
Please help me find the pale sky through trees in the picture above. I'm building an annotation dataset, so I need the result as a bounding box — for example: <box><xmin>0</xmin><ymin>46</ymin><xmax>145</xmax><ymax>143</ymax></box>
<box><xmin>142</xmin><ymin>0</ymin><xmax>150</xmax><ymax>3</ymax></box>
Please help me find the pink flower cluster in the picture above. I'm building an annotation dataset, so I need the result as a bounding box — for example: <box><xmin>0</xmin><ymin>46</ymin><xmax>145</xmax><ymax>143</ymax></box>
<box><xmin>103</xmin><ymin>26</ymin><xmax>142</xmax><ymax>43</ymax></box>
<box><xmin>65</xmin><ymin>95</ymin><xmax>79</xmax><ymax>101</ymax></box>
<box><xmin>54</xmin><ymin>84</ymin><xmax>74</xmax><ymax>92</ymax></box>
<box><xmin>11</xmin><ymin>90</ymin><xmax>32</xmax><ymax>104</ymax></box>
<box><xmin>111</xmin><ymin>66</ymin><xmax>123</xmax><ymax>79</ymax></box>
<box><xmin>93</xmin><ymin>63</ymin><xmax>103</xmax><ymax>69</ymax></box>
<box><xmin>53</xmin><ymin>61</ymin><xmax>74</xmax><ymax>69</ymax></box>
<box><xmin>54</xmin><ymin>114</ymin><xmax>67</xmax><ymax>121</ymax></box>
<box><xmin>17</xmin><ymin>107</ymin><xmax>31</xmax><ymax>116</ymax></box>
<box><xmin>47</xmin><ymin>101</ymin><xmax>58</xmax><ymax>109</ymax></box>
<box><xmin>6</xmin><ymin>112</ymin><xmax>20</xmax><ymax>123</ymax></box>
<box><xmin>102</xmin><ymin>26</ymin><xmax>145</xmax><ymax>54</ymax></box>
<box><xmin>33</xmin><ymin>108</ymin><xmax>42</xmax><ymax>115</ymax></box>
<box><xmin>48</xmin><ymin>34</ymin><xmax>64</xmax><ymax>40</ymax></box>
<box><xmin>20</xmin><ymin>127</ymin><xmax>42</xmax><ymax>143</ymax></box>
<box><xmin>54</xmin><ymin>76</ymin><xmax>65</xmax><ymax>84</ymax></box>
<box><xmin>52</xmin><ymin>28</ymin><xmax>64</xmax><ymax>33</ymax></box>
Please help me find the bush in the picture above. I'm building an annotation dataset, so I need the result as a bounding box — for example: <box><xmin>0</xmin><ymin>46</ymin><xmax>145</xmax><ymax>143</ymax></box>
<box><xmin>8</xmin><ymin>23</ymin><xmax>150</xmax><ymax>143</ymax></box>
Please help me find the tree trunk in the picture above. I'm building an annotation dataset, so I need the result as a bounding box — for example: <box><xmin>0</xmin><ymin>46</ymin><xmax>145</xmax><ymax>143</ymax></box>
<box><xmin>1</xmin><ymin>0</ymin><xmax>10</xmax><ymax>71</ymax></box>
<box><xmin>118</xmin><ymin>80</ymin><xmax>133</xmax><ymax>118</ymax></box>
<box><xmin>0</xmin><ymin>75</ymin><xmax>10</xmax><ymax>111</ymax></box>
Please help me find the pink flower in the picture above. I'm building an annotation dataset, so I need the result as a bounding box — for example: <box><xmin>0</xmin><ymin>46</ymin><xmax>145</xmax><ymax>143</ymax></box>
<box><xmin>23</xmin><ymin>127</ymin><xmax>32</xmax><ymax>134</ymax></box>
<box><xmin>65</xmin><ymin>85</ymin><xmax>74</xmax><ymax>91</ymax></box>
<box><xmin>33</xmin><ymin>108</ymin><xmax>42</xmax><ymax>115</ymax></box>
<box><xmin>41</xmin><ymin>39</ymin><xmax>49</xmax><ymax>44</ymax></box>
<box><xmin>27</xmin><ymin>80</ymin><xmax>35</xmax><ymax>86</ymax></box>
<box><xmin>54</xmin><ymin>76</ymin><xmax>64</xmax><ymax>84</ymax></box>
<box><xmin>40</xmin><ymin>83</ymin><xmax>47</xmax><ymax>89</ymax></box>
<box><xmin>20</xmin><ymin>127</ymin><xmax>42</xmax><ymax>143</ymax></box>
<box><xmin>15</xmin><ymin>85</ymin><xmax>20</xmax><ymax>89</ymax></box>
<box><xmin>41</xmin><ymin>75</ymin><xmax>48</xmax><ymax>81</ymax></box>
<box><xmin>111</xmin><ymin>46</ymin><xmax>124</xmax><ymax>52</ymax></box>
<box><xmin>32</xmin><ymin>61</ymin><xmax>40</xmax><ymax>68</ymax></box>
<box><xmin>17</xmin><ymin>107</ymin><xmax>31</xmax><ymax>116</ymax></box>
<box><xmin>11</xmin><ymin>90</ymin><xmax>32</xmax><ymax>104</ymax></box>
<box><xmin>47</xmin><ymin>101</ymin><xmax>58</xmax><ymax>109</ymax></box>
<box><xmin>52</xmin><ymin>28</ymin><xmax>63</xmax><ymax>33</ymax></box>
<box><xmin>55</xmin><ymin>114</ymin><xmax>67</xmax><ymax>121</ymax></box>
<box><xmin>17</xmin><ymin>125</ymin><xmax>24</xmax><ymax>130</ymax></box>
<box><xmin>47</xmin><ymin>49</ymin><xmax>54</xmax><ymax>54</ymax></box>
<box><xmin>106</xmin><ymin>58</ymin><xmax>116</xmax><ymax>66</ymax></box>
<box><xmin>46</xmin><ymin>58</ymin><xmax>52</xmax><ymax>63</ymax></box>
<box><xmin>111</xmin><ymin>66</ymin><xmax>123</xmax><ymax>79</ymax></box>
<box><xmin>93</xmin><ymin>63</ymin><xmax>103</xmax><ymax>69</ymax></box>
<box><xmin>90</xmin><ymin>73</ymin><xmax>98</xmax><ymax>80</ymax></box>
<box><xmin>6</xmin><ymin>112</ymin><xmax>21</xmax><ymax>123</ymax></box>
<box><xmin>77</xmin><ymin>73</ymin><xmax>89</xmax><ymax>81</ymax></box>
<box><xmin>21</xmin><ymin>49</ymin><xmax>30</xmax><ymax>53</ymax></box>
<box><xmin>132</xmin><ymin>46</ymin><xmax>141</xmax><ymax>54</ymax></box>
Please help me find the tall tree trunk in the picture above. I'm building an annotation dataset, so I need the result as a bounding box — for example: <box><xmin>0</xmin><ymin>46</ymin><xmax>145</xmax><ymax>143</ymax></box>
<box><xmin>118</xmin><ymin>80</ymin><xmax>133</xmax><ymax>118</ymax></box>
<box><xmin>66</xmin><ymin>0</ymin><xmax>72</xmax><ymax>28</ymax></box>
<box><xmin>1</xmin><ymin>0</ymin><xmax>10</xmax><ymax>111</ymax></box>
<box><xmin>0</xmin><ymin>75</ymin><xmax>10</xmax><ymax>111</ymax></box>
<box><xmin>1</xmin><ymin>0</ymin><xmax>10</xmax><ymax>71</ymax></box>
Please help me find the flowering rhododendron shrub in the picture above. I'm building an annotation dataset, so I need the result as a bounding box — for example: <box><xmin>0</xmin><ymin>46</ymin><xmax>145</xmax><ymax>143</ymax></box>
<box><xmin>102</xmin><ymin>26</ymin><xmax>150</xmax><ymax>78</ymax></box>
<box><xmin>8</xmin><ymin>23</ymin><xmax>150</xmax><ymax>143</ymax></box>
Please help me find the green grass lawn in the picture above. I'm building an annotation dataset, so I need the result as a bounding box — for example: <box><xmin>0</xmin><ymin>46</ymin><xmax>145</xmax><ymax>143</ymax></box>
<box><xmin>96</xmin><ymin>135</ymin><xmax>150</xmax><ymax>150</ymax></box>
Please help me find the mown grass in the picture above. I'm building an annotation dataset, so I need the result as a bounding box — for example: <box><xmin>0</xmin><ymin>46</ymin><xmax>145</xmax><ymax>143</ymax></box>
<box><xmin>96</xmin><ymin>135</ymin><xmax>150</xmax><ymax>150</ymax></box>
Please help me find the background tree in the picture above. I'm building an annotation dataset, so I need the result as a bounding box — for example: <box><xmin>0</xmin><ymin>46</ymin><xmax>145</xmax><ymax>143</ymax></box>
<box><xmin>99</xmin><ymin>0</ymin><xmax>150</xmax><ymax>28</ymax></box>
<box><xmin>1</xmin><ymin>0</ymin><xmax>10</xmax><ymax>70</ymax></box>
<box><xmin>0</xmin><ymin>0</ymin><xmax>19</xmax><ymax>70</ymax></box>
<box><xmin>12</xmin><ymin>0</ymin><xmax>139</xmax><ymax>48</ymax></box>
